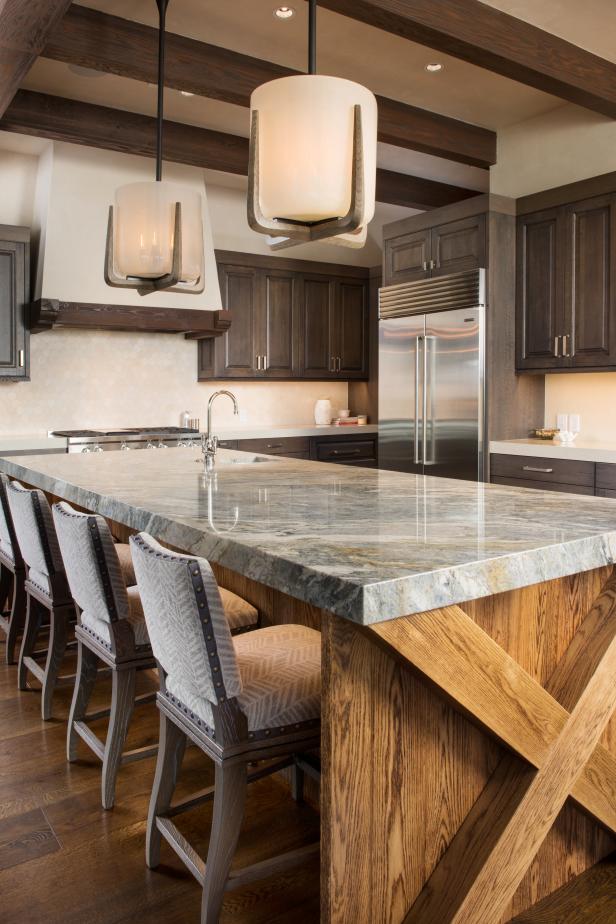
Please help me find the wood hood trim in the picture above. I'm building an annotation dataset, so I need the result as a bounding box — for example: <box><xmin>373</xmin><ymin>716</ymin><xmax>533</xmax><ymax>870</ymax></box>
<box><xmin>28</xmin><ymin>299</ymin><xmax>231</xmax><ymax>340</ymax></box>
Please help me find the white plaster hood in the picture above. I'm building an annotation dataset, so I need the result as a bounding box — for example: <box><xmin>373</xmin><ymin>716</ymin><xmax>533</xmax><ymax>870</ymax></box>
<box><xmin>32</xmin><ymin>141</ymin><xmax>222</xmax><ymax>310</ymax></box>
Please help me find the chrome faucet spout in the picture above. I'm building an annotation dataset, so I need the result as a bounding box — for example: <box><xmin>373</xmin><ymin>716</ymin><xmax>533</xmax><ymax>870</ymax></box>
<box><xmin>202</xmin><ymin>390</ymin><xmax>239</xmax><ymax>469</ymax></box>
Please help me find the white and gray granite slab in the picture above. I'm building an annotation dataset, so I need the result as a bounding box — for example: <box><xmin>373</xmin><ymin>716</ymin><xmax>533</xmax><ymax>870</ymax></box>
<box><xmin>490</xmin><ymin>438</ymin><xmax>616</xmax><ymax>464</ymax></box>
<box><xmin>1</xmin><ymin>448</ymin><xmax>616</xmax><ymax>625</ymax></box>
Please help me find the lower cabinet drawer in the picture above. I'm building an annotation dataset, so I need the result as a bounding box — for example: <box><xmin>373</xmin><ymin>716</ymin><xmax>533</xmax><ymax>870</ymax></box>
<box><xmin>237</xmin><ymin>436</ymin><xmax>310</xmax><ymax>455</ymax></box>
<box><xmin>491</xmin><ymin>475</ymin><xmax>594</xmax><ymax>496</ymax></box>
<box><xmin>490</xmin><ymin>453</ymin><xmax>595</xmax><ymax>488</ymax></box>
<box><xmin>596</xmin><ymin>463</ymin><xmax>616</xmax><ymax>491</ymax></box>
<box><xmin>595</xmin><ymin>487</ymin><xmax>616</xmax><ymax>498</ymax></box>
<box><xmin>217</xmin><ymin>439</ymin><xmax>238</xmax><ymax>450</ymax></box>
<box><xmin>313</xmin><ymin>438</ymin><xmax>377</xmax><ymax>464</ymax></box>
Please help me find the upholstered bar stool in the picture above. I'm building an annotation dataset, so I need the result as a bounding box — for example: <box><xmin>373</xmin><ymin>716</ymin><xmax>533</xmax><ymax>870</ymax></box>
<box><xmin>7</xmin><ymin>480</ymin><xmax>78</xmax><ymax>720</ymax></box>
<box><xmin>130</xmin><ymin>532</ymin><xmax>321</xmax><ymax>924</ymax></box>
<box><xmin>53</xmin><ymin>502</ymin><xmax>261</xmax><ymax>810</ymax></box>
<box><xmin>0</xmin><ymin>474</ymin><xmax>27</xmax><ymax>664</ymax></box>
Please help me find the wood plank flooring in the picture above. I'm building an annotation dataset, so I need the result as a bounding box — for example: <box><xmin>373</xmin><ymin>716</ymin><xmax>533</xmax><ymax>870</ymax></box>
<box><xmin>0</xmin><ymin>644</ymin><xmax>320</xmax><ymax>924</ymax></box>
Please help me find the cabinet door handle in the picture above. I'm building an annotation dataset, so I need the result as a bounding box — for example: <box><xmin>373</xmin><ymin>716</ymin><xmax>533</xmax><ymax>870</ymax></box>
<box><xmin>330</xmin><ymin>356</ymin><xmax>335</xmax><ymax>373</ymax></box>
<box><xmin>554</xmin><ymin>336</ymin><xmax>560</xmax><ymax>358</ymax></box>
<box><xmin>336</xmin><ymin>357</ymin><xmax>341</xmax><ymax>372</ymax></box>
<box><xmin>522</xmin><ymin>465</ymin><xmax>554</xmax><ymax>474</ymax></box>
<box><xmin>256</xmin><ymin>355</ymin><xmax>261</xmax><ymax>370</ymax></box>
<box><xmin>562</xmin><ymin>334</ymin><xmax>570</xmax><ymax>357</ymax></box>
<box><xmin>18</xmin><ymin>349</ymin><xmax>24</xmax><ymax>368</ymax></box>
<box><xmin>262</xmin><ymin>355</ymin><xmax>268</xmax><ymax>371</ymax></box>
<box><xmin>422</xmin><ymin>261</ymin><xmax>428</xmax><ymax>272</ymax></box>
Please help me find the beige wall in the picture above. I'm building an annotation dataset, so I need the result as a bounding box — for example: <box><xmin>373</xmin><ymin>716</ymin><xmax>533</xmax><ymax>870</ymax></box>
<box><xmin>0</xmin><ymin>135</ymin><xmax>402</xmax><ymax>435</ymax></box>
<box><xmin>492</xmin><ymin>104</ymin><xmax>616</xmax><ymax>440</ymax></box>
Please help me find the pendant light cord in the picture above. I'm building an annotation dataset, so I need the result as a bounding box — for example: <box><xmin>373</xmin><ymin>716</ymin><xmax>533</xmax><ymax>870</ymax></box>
<box><xmin>308</xmin><ymin>0</ymin><xmax>317</xmax><ymax>75</ymax></box>
<box><xmin>156</xmin><ymin>0</ymin><xmax>170</xmax><ymax>181</ymax></box>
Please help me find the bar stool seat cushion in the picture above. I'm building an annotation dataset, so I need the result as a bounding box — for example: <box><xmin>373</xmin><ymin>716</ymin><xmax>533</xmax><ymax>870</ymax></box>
<box><xmin>218</xmin><ymin>587</ymin><xmax>259</xmax><ymax>632</ymax></box>
<box><xmin>80</xmin><ymin>585</ymin><xmax>150</xmax><ymax>648</ymax></box>
<box><xmin>166</xmin><ymin>624</ymin><xmax>321</xmax><ymax>732</ymax></box>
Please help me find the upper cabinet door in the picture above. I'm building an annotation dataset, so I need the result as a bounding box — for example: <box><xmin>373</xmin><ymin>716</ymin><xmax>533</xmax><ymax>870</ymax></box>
<box><xmin>259</xmin><ymin>270</ymin><xmax>299</xmax><ymax>377</ymax></box>
<box><xmin>383</xmin><ymin>229</ymin><xmax>431</xmax><ymax>285</ymax></box>
<box><xmin>516</xmin><ymin>208</ymin><xmax>565</xmax><ymax>371</ymax></box>
<box><xmin>333</xmin><ymin>279</ymin><xmax>369</xmax><ymax>379</ymax></box>
<box><xmin>300</xmin><ymin>276</ymin><xmax>337</xmax><ymax>378</ymax></box>
<box><xmin>431</xmin><ymin>215</ymin><xmax>486</xmax><ymax>277</ymax></box>
<box><xmin>565</xmin><ymin>196</ymin><xmax>616</xmax><ymax>369</ymax></box>
<box><xmin>215</xmin><ymin>264</ymin><xmax>260</xmax><ymax>377</ymax></box>
<box><xmin>0</xmin><ymin>239</ymin><xmax>28</xmax><ymax>381</ymax></box>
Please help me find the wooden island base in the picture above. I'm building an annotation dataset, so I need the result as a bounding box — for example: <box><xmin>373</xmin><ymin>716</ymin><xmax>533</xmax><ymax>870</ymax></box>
<box><xmin>38</xmin><ymin>503</ymin><xmax>616</xmax><ymax>923</ymax></box>
<box><xmin>213</xmin><ymin>559</ymin><xmax>616</xmax><ymax>924</ymax></box>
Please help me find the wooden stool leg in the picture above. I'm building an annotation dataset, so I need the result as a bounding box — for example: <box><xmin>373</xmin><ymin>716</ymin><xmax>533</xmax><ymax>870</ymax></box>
<box><xmin>41</xmin><ymin>605</ymin><xmax>70</xmax><ymax>721</ymax></box>
<box><xmin>101</xmin><ymin>666</ymin><xmax>136</xmax><ymax>810</ymax></box>
<box><xmin>6</xmin><ymin>574</ymin><xmax>27</xmax><ymax>666</ymax></box>
<box><xmin>0</xmin><ymin>564</ymin><xmax>11</xmax><ymax>614</ymax></box>
<box><xmin>18</xmin><ymin>595</ymin><xmax>42</xmax><ymax>691</ymax></box>
<box><xmin>146</xmin><ymin>713</ymin><xmax>187</xmax><ymax>869</ymax></box>
<box><xmin>201</xmin><ymin>762</ymin><xmax>247</xmax><ymax>924</ymax></box>
<box><xmin>67</xmin><ymin>640</ymin><xmax>99</xmax><ymax>761</ymax></box>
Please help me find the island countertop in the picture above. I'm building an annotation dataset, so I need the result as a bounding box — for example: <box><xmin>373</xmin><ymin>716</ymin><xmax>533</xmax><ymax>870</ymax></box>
<box><xmin>2</xmin><ymin>448</ymin><xmax>616</xmax><ymax>624</ymax></box>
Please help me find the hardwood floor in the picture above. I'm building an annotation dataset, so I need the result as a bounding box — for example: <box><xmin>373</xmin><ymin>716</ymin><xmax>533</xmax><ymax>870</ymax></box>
<box><xmin>0</xmin><ymin>644</ymin><xmax>320</xmax><ymax>924</ymax></box>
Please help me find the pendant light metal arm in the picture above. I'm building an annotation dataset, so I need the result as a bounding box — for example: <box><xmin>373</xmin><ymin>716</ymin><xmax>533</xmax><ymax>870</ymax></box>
<box><xmin>308</xmin><ymin>0</ymin><xmax>317</xmax><ymax>75</ymax></box>
<box><xmin>156</xmin><ymin>0</ymin><xmax>170</xmax><ymax>181</ymax></box>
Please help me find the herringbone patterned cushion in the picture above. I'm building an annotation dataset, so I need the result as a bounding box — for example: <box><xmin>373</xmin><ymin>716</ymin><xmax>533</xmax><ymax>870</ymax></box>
<box><xmin>0</xmin><ymin>474</ymin><xmax>15</xmax><ymax>563</ymax></box>
<box><xmin>166</xmin><ymin>624</ymin><xmax>321</xmax><ymax>732</ymax></box>
<box><xmin>81</xmin><ymin>585</ymin><xmax>150</xmax><ymax>647</ymax></box>
<box><xmin>7</xmin><ymin>481</ymin><xmax>64</xmax><ymax>579</ymax></box>
<box><xmin>219</xmin><ymin>587</ymin><xmax>259</xmax><ymax>631</ymax></box>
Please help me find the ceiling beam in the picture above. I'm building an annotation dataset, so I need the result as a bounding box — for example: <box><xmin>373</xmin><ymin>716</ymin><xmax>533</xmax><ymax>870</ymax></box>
<box><xmin>318</xmin><ymin>0</ymin><xmax>616</xmax><ymax>118</ymax></box>
<box><xmin>0</xmin><ymin>0</ymin><xmax>73</xmax><ymax>117</ymax></box>
<box><xmin>41</xmin><ymin>5</ymin><xmax>496</xmax><ymax>169</ymax></box>
<box><xmin>0</xmin><ymin>91</ymin><xmax>481</xmax><ymax>212</ymax></box>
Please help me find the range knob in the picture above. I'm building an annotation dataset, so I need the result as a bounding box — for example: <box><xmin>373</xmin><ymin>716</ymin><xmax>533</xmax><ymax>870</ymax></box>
<box><xmin>157</xmin><ymin>441</ymin><xmax>168</xmax><ymax>449</ymax></box>
<box><xmin>120</xmin><ymin>441</ymin><xmax>131</xmax><ymax>451</ymax></box>
<box><xmin>146</xmin><ymin>441</ymin><xmax>156</xmax><ymax>450</ymax></box>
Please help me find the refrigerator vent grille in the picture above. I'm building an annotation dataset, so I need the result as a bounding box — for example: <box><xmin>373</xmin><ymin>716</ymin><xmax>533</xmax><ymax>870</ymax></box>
<box><xmin>379</xmin><ymin>268</ymin><xmax>485</xmax><ymax>319</ymax></box>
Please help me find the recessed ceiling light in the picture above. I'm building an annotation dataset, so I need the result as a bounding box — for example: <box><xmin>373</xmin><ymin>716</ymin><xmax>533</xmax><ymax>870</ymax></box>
<box><xmin>425</xmin><ymin>63</ymin><xmax>444</xmax><ymax>73</ymax></box>
<box><xmin>180</xmin><ymin>90</ymin><xmax>194</xmax><ymax>97</ymax></box>
<box><xmin>274</xmin><ymin>6</ymin><xmax>295</xmax><ymax>19</ymax></box>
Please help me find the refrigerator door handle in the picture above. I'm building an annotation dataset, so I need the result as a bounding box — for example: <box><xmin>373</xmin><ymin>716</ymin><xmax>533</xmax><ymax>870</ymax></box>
<box><xmin>424</xmin><ymin>335</ymin><xmax>436</xmax><ymax>465</ymax></box>
<box><xmin>415</xmin><ymin>335</ymin><xmax>423</xmax><ymax>464</ymax></box>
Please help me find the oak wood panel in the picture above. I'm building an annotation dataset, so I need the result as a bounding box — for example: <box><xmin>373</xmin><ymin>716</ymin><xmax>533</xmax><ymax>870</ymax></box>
<box><xmin>511</xmin><ymin>852</ymin><xmax>616</xmax><ymax>923</ymax></box>
<box><xmin>516</xmin><ymin>208</ymin><xmax>564</xmax><ymax>371</ymax></box>
<box><xmin>565</xmin><ymin>195</ymin><xmax>616</xmax><ymax>368</ymax></box>
<box><xmin>44</xmin><ymin>5</ymin><xmax>496</xmax><ymax>169</ymax></box>
<box><xmin>318</xmin><ymin>0</ymin><xmax>616</xmax><ymax>118</ymax></box>
<box><xmin>0</xmin><ymin>91</ymin><xmax>475</xmax><ymax>212</ymax></box>
<box><xmin>0</xmin><ymin>0</ymin><xmax>72</xmax><ymax>117</ymax></box>
<box><xmin>490</xmin><ymin>453</ymin><xmax>595</xmax><ymax>487</ymax></box>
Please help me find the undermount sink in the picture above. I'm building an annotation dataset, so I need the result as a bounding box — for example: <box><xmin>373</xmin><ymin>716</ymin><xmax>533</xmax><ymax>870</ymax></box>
<box><xmin>197</xmin><ymin>453</ymin><xmax>273</xmax><ymax>466</ymax></box>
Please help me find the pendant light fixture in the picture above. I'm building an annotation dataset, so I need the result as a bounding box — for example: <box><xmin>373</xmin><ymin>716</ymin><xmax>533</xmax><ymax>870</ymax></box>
<box><xmin>248</xmin><ymin>0</ymin><xmax>377</xmax><ymax>250</ymax></box>
<box><xmin>104</xmin><ymin>0</ymin><xmax>205</xmax><ymax>294</ymax></box>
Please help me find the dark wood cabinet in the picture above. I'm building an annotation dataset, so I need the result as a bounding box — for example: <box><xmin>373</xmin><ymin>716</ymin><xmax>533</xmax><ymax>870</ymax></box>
<box><xmin>199</xmin><ymin>252</ymin><xmax>369</xmax><ymax>381</ymax></box>
<box><xmin>310</xmin><ymin>433</ymin><xmax>377</xmax><ymax>467</ymax></box>
<box><xmin>383</xmin><ymin>214</ymin><xmax>486</xmax><ymax>286</ymax></box>
<box><xmin>516</xmin><ymin>208</ymin><xmax>563</xmax><ymax>371</ymax></box>
<box><xmin>491</xmin><ymin>453</ymin><xmax>616</xmax><ymax>498</ymax></box>
<box><xmin>516</xmin><ymin>187</ymin><xmax>616</xmax><ymax>373</ymax></box>
<box><xmin>0</xmin><ymin>227</ymin><xmax>29</xmax><ymax>381</ymax></box>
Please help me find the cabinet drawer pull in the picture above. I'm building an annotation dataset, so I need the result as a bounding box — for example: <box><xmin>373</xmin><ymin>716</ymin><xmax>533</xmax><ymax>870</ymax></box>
<box><xmin>554</xmin><ymin>336</ymin><xmax>560</xmax><ymax>358</ymax></box>
<box><xmin>330</xmin><ymin>448</ymin><xmax>362</xmax><ymax>457</ymax></box>
<box><xmin>256</xmin><ymin>355</ymin><xmax>262</xmax><ymax>371</ymax></box>
<box><xmin>18</xmin><ymin>349</ymin><xmax>24</xmax><ymax>368</ymax></box>
<box><xmin>266</xmin><ymin>443</ymin><xmax>283</xmax><ymax>449</ymax></box>
<box><xmin>522</xmin><ymin>465</ymin><xmax>554</xmax><ymax>474</ymax></box>
<box><xmin>562</xmin><ymin>334</ymin><xmax>570</xmax><ymax>357</ymax></box>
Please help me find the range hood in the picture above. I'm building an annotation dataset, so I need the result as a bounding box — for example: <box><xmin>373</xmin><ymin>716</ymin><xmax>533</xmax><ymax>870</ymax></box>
<box><xmin>30</xmin><ymin>141</ymin><xmax>225</xmax><ymax>337</ymax></box>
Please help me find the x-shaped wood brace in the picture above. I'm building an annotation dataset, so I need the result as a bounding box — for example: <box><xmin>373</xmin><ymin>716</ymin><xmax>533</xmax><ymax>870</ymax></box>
<box><xmin>368</xmin><ymin>570</ymin><xmax>616</xmax><ymax>924</ymax></box>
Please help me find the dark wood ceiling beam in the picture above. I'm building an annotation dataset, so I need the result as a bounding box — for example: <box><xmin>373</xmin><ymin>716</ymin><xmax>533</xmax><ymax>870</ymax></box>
<box><xmin>42</xmin><ymin>5</ymin><xmax>496</xmax><ymax>168</ymax></box>
<box><xmin>318</xmin><ymin>0</ymin><xmax>616</xmax><ymax>118</ymax></box>
<box><xmin>0</xmin><ymin>0</ymin><xmax>73</xmax><ymax>117</ymax></box>
<box><xmin>0</xmin><ymin>91</ymin><xmax>480</xmax><ymax>212</ymax></box>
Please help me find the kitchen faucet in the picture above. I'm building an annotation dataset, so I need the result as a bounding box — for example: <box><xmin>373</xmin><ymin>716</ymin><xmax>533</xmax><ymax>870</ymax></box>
<box><xmin>202</xmin><ymin>390</ymin><xmax>239</xmax><ymax>471</ymax></box>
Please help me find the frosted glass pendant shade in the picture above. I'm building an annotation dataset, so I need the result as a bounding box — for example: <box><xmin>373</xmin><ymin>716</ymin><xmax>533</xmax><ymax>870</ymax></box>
<box><xmin>250</xmin><ymin>75</ymin><xmax>377</xmax><ymax>224</ymax></box>
<box><xmin>113</xmin><ymin>181</ymin><xmax>204</xmax><ymax>283</ymax></box>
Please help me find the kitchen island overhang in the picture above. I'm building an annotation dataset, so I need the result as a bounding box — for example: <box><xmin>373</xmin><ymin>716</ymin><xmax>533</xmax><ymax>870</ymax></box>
<box><xmin>2</xmin><ymin>447</ymin><xmax>616</xmax><ymax>924</ymax></box>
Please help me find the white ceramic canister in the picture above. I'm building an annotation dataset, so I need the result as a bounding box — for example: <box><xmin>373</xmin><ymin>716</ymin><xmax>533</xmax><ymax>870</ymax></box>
<box><xmin>314</xmin><ymin>398</ymin><xmax>332</xmax><ymax>426</ymax></box>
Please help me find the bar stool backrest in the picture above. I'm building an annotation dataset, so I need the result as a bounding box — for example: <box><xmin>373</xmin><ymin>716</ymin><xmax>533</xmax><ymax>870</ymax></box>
<box><xmin>52</xmin><ymin>502</ymin><xmax>129</xmax><ymax>624</ymax></box>
<box><xmin>130</xmin><ymin>532</ymin><xmax>242</xmax><ymax>709</ymax></box>
<box><xmin>7</xmin><ymin>481</ymin><xmax>65</xmax><ymax>591</ymax></box>
<box><xmin>0</xmin><ymin>474</ymin><xmax>22</xmax><ymax>566</ymax></box>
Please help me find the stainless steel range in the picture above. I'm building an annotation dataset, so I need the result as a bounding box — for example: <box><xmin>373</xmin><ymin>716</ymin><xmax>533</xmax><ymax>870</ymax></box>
<box><xmin>50</xmin><ymin>427</ymin><xmax>200</xmax><ymax>453</ymax></box>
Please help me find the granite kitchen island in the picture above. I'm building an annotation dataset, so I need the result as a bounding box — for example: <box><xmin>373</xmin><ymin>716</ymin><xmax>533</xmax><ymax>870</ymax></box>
<box><xmin>2</xmin><ymin>447</ymin><xmax>616</xmax><ymax>923</ymax></box>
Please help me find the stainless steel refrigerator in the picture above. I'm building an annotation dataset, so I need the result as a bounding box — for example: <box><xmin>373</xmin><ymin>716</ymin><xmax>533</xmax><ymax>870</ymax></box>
<box><xmin>378</xmin><ymin>269</ymin><xmax>486</xmax><ymax>481</ymax></box>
